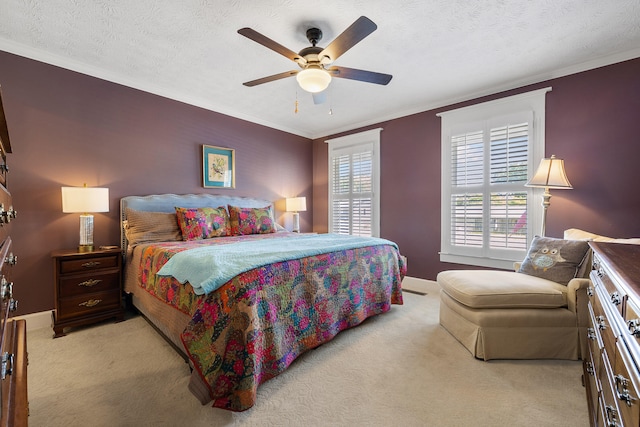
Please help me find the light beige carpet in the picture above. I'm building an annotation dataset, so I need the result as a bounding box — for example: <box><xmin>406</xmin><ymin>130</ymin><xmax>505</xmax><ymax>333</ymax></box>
<box><xmin>27</xmin><ymin>280</ymin><xmax>589</xmax><ymax>426</ymax></box>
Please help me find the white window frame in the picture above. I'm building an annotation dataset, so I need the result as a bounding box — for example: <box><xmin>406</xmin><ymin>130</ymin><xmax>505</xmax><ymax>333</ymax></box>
<box><xmin>437</xmin><ymin>87</ymin><xmax>552</xmax><ymax>269</ymax></box>
<box><xmin>326</xmin><ymin>128</ymin><xmax>381</xmax><ymax>237</ymax></box>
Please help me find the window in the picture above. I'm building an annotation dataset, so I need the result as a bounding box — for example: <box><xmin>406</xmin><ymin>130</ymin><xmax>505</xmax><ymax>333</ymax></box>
<box><xmin>326</xmin><ymin>128</ymin><xmax>381</xmax><ymax>237</ymax></box>
<box><xmin>438</xmin><ymin>88</ymin><xmax>551</xmax><ymax>269</ymax></box>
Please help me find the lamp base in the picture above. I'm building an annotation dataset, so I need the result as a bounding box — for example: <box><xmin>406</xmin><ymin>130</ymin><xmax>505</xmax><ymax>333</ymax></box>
<box><xmin>78</xmin><ymin>214</ymin><xmax>95</xmax><ymax>252</ymax></box>
<box><xmin>292</xmin><ymin>212</ymin><xmax>300</xmax><ymax>233</ymax></box>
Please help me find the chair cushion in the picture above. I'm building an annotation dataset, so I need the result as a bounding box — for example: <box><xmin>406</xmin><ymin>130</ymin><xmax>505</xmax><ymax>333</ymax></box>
<box><xmin>437</xmin><ymin>270</ymin><xmax>567</xmax><ymax>309</ymax></box>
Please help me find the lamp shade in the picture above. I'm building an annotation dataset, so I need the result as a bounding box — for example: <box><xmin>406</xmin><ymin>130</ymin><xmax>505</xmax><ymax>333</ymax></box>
<box><xmin>286</xmin><ymin>197</ymin><xmax>307</xmax><ymax>212</ymax></box>
<box><xmin>525</xmin><ymin>155</ymin><xmax>572</xmax><ymax>189</ymax></box>
<box><xmin>61</xmin><ymin>186</ymin><xmax>110</xmax><ymax>213</ymax></box>
<box><xmin>296</xmin><ymin>68</ymin><xmax>331</xmax><ymax>93</ymax></box>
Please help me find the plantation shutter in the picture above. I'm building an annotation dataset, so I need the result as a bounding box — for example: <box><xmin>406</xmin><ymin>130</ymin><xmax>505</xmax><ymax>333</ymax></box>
<box><xmin>439</xmin><ymin>95</ymin><xmax>547</xmax><ymax>270</ymax></box>
<box><xmin>330</xmin><ymin>144</ymin><xmax>374</xmax><ymax>236</ymax></box>
<box><xmin>327</xmin><ymin>128</ymin><xmax>381</xmax><ymax>237</ymax></box>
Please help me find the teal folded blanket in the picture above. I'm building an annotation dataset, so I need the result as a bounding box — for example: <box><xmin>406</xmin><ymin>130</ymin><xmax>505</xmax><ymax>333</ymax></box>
<box><xmin>157</xmin><ymin>233</ymin><xmax>398</xmax><ymax>295</ymax></box>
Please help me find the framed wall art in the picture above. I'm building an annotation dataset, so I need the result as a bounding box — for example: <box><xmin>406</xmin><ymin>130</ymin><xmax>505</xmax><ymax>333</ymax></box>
<box><xmin>202</xmin><ymin>145</ymin><xmax>235</xmax><ymax>188</ymax></box>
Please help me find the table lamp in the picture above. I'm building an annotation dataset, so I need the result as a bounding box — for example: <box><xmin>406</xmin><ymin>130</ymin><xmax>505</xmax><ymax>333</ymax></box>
<box><xmin>525</xmin><ymin>155</ymin><xmax>572</xmax><ymax>236</ymax></box>
<box><xmin>286</xmin><ymin>197</ymin><xmax>307</xmax><ymax>233</ymax></box>
<box><xmin>61</xmin><ymin>184</ymin><xmax>109</xmax><ymax>252</ymax></box>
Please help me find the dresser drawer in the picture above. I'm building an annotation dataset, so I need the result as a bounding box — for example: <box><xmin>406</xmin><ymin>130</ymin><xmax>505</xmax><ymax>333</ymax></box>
<box><xmin>593</xmin><ymin>285</ymin><xmax>620</xmax><ymax>360</ymax></box>
<box><xmin>592</xmin><ymin>256</ymin><xmax>626</xmax><ymax>316</ymax></box>
<box><xmin>613</xmin><ymin>341</ymin><xmax>640</xmax><ymax>425</ymax></box>
<box><xmin>59</xmin><ymin>270</ymin><xmax>120</xmax><ymax>297</ymax></box>
<box><xmin>587</xmin><ymin>303</ymin><xmax>604</xmax><ymax>375</ymax></box>
<box><xmin>59</xmin><ymin>254</ymin><xmax>119</xmax><ymax>274</ymax></box>
<box><xmin>56</xmin><ymin>289</ymin><xmax>121</xmax><ymax>320</ymax></box>
<box><xmin>599</xmin><ymin>350</ymin><xmax>623</xmax><ymax>427</ymax></box>
<box><xmin>583</xmin><ymin>345</ymin><xmax>600</xmax><ymax>422</ymax></box>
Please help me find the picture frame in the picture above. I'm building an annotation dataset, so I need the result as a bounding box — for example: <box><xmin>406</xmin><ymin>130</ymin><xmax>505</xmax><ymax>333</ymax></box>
<box><xmin>202</xmin><ymin>145</ymin><xmax>235</xmax><ymax>188</ymax></box>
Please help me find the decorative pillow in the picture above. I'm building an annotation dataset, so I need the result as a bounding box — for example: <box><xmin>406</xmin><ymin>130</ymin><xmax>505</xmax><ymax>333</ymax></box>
<box><xmin>228</xmin><ymin>205</ymin><xmax>276</xmax><ymax>235</ymax></box>
<box><xmin>175</xmin><ymin>207</ymin><xmax>230</xmax><ymax>240</ymax></box>
<box><xmin>124</xmin><ymin>209</ymin><xmax>182</xmax><ymax>245</ymax></box>
<box><xmin>517</xmin><ymin>236</ymin><xmax>590</xmax><ymax>286</ymax></box>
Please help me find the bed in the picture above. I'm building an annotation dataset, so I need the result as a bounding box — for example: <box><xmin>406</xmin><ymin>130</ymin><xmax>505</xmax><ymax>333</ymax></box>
<box><xmin>121</xmin><ymin>193</ymin><xmax>405</xmax><ymax>411</ymax></box>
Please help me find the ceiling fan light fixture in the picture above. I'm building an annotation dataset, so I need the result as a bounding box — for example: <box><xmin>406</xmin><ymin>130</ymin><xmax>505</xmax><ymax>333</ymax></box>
<box><xmin>296</xmin><ymin>68</ymin><xmax>331</xmax><ymax>93</ymax></box>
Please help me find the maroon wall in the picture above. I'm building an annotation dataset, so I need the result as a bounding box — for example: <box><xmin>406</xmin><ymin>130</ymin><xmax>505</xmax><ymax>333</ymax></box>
<box><xmin>0</xmin><ymin>51</ymin><xmax>312</xmax><ymax>315</ymax></box>
<box><xmin>3</xmin><ymin>48</ymin><xmax>639</xmax><ymax>315</ymax></box>
<box><xmin>313</xmin><ymin>58</ymin><xmax>640</xmax><ymax>280</ymax></box>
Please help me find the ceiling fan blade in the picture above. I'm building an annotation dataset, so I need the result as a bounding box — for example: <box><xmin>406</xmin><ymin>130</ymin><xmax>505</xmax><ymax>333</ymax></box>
<box><xmin>312</xmin><ymin>91</ymin><xmax>327</xmax><ymax>105</ymax></box>
<box><xmin>238</xmin><ymin>28</ymin><xmax>304</xmax><ymax>64</ymax></box>
<box><xmin>242</xmin><ymin>70</ymin><xmax>298</xmax><ymax>87</ymax></box>
<box><xmin>319</xmin><ymin>16</ymin><xmax>377</xmax><ymax>63</ymax></box>
<box><xmin>327</xmin><ymin>66</ymin><xmax>392</xmax><ymax>85</ymax></box>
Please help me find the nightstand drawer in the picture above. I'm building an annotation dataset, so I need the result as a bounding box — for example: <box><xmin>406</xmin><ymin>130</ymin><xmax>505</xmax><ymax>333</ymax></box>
<box><xmin>59</xmin><ymin>270</ymin><xmax>120</xmax><ymax>297</ymax></box>
<box><xmin>56</xmin><ymin>289</ymin><xmax>121</xmax><ymax>320</ymax></box>
<box><xmin>59</xmin><ymin>254</ymin><xmax>119</xmax><ymax>274</ymax></box>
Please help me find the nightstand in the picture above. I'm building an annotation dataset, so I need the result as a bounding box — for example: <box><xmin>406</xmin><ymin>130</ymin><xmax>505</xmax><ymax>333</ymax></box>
<box><xmin>51</xmin><ymin>247</ymin><xmax>124</xmax><ymax>338</ymax></box>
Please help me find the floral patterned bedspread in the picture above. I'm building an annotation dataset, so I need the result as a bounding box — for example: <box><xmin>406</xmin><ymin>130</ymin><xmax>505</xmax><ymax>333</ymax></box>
<box><xmin>137</xmin><ymin>232</ymin><xmax>405</xmax><ymax>411</ymax></box>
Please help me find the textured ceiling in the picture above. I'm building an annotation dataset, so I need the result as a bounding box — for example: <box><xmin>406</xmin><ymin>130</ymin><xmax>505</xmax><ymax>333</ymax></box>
<box><xmin>1</xmin><ymin>1</ymin><xmax>639</xmax><ymax>139</ymax></box>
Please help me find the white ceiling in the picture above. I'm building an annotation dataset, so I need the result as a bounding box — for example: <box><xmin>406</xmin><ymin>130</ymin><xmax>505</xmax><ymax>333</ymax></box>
<box><xmin>1</xmin><ymin>1</ymin><xmax>639</xmax><ymax>139</ymax></box>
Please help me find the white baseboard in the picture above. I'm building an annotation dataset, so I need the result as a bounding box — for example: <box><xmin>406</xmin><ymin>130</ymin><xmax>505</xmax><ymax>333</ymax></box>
<box><xmin>13</xmin><ymin>310</ymin><xmax>53</xmax><ymax>332</ymax></box>
<box><xmin>402</xmin><ymin>276</ymin><xmax>439</xmax><ymax>294</ymax></box>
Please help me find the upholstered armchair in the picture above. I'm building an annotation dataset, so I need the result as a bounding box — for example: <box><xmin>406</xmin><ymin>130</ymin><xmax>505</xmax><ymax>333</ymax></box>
<box><xmin>437</xmin><ymin>229</ymin><xmax>640</xmax><ymax>361</ymax></box>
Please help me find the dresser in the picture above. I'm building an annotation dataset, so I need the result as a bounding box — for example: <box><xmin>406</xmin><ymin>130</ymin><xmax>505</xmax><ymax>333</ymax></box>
<box><xmin>51</xmin><ymin>248</ymin><xmax>123</xmax><ymax>338</ymax></box>
<box><xmin>584</xmin><ymin>242</ymin><xmax>640</xmax><ymax>426</ymax></box>
<box><xmin>0</xmin><ymin>87</ymin><xmax>27</xmax><ymax>426</ymax></box>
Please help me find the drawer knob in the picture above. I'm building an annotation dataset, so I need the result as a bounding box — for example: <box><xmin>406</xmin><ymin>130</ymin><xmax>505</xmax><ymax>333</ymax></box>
<box><xmin>0</xmin><ymin>277</ymin><xmax>13</xmax><ymax>300</ymax></box>
<box><xmin>596</xmin><ymin>315</ymin><xmax>608</xmax><ymax>331</ymax></box>
<box><xmin>610</xmin><ymin>291</ymin><xmax>622</xmax><ymax>306</ymax></box>
<box><xmin>0</xmin><ymin>204</ymin><xmax>16</xmax><ymax>224</ymax></box>
<box><xmin>81</xmin><ymin>261</ymin><xmax>101</xmax><ymax>268</ymax></box>
<box><xmin>78</xmin><ymin>279</ymin><xmax>102</xmax><ymax>287</ymax></box>
<box><xmin>615</xmin><ymin>374</ymin><xmax>638</xmax><ymax>407</ymax></box>
<box><xmin>79</xmin><ymin>299</ymin><xmax>102</xmax><ymax>308</ymax></box>
<box><xmin>1</xmin><ymin>352</ymin><xmax>14</xmax><ymax>380</ymax></box>
<box><xmin>628</xmin><ymin>319</ymin><xmax>640</xmax><ymax>337</ymax></box>
<box><xmin>605</xmin><ymin>404</ymin><xmax>620</xmax><ymax>426</ymax></box>
<box><xmin>585</xmin><ymin>361</ymin><xmax>595</xmax><ymax>376</ymax></box>
<box><xmin>4</xmin><ymin>252</ymin><xmax>17</xmax><ymax>266</ymax></box>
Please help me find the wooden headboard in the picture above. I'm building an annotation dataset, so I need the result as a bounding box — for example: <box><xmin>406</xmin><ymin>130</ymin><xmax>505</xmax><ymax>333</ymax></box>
<box><xmin>119</xmin><ymin>193</ymin><xmax>275</xmax><ymax>253</ymax></box>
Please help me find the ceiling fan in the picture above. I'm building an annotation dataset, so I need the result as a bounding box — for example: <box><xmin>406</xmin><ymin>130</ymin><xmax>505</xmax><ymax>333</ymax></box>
<box><xmin>238</xmin><ymin>16</ymin><xmax>392</xmax><ymax>98</ymax></box>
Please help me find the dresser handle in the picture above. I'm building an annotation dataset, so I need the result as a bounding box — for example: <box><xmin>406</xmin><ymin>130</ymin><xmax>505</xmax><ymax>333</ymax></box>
<box><xmin>585</xmin><ymin>361</ymin><xmax>595</xmax><ymax>376</ymax></box>
<box><xmin>615</xmin><ymin>374</ymin><xmax>638</xmax><ymax>407</ymax></box>
<box><xmin>81</xmin><ymin>261</ymin><xmax>101</xmax><ymax>268</ymax></box>
<box><xmin>596</xmin><ymin>315</ymin><xmax>608</xmax><ymax>331</ymax></box>
<box><xmin>587</xmin><ymin>328</ymin><xmax>596</xmax><ymax>341</ymax></box>
<box><xmin>605</xmin><ymin>404</ymin><xmax>620</xmax><ymax>426</ymax></box>
<box><xmin>587</xmin><ymin>287</ymin><xmax>594</xmax><ymax>297</ymax></box>
<box><xmin>79</xmin><ymin>299</ymin><xmax>102</xmax><ymax>308</ymax></box>
<box><xmin>0</xmin><ymin>277</ymin><xmax>13</xmax><ymax>300</ymax></box>
<box><xmin>4</xmin><ymin>252</ymin><xmax>17</xmax><ymax>266</ymax></box>
<box><xmin>628</xmin><ymin>319</ymin><xmax>640</xmax><ymax>337</ymax></box>
<box><xmin>610</xmin><ymin>291</ymin><xmax>622</xmax><ymax>306</ymax></box>
<box><xmin>1</xmin><ymin>352</ymin><xmax>14</xmax><ymax>380</ymax></box>
<box><xmin>78</xmin><ymin>279</ymin><xmax>102</xmax><ymax>287</ymax></box>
